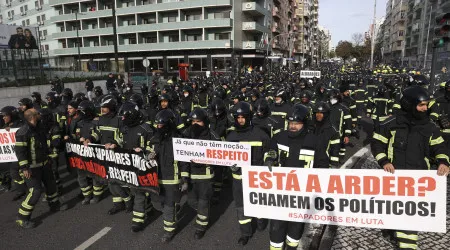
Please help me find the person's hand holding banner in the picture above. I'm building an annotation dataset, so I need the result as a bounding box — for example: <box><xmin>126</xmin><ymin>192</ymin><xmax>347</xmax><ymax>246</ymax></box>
<box><xmin>230</xmin><ymin>164</ymin><xmax>239</xmax><ymax>172</ymax></box>
<box><xmin>437</xmin><ymin>164</ymin><xmax>450</xmax><ymax>176</ymax></box>
<box><xmin>22</xmin><ymin>169</ymin><xmax>31</xmax><ymax>179</ymax></box>
<box><xmin>134</xmin><ymin>148</ymin><xmax>142</xmax><ymax>153</ymax></box>
<box><xmin>383</xmin><ymin>163</ymin><xmax>395</xmax><ymax>174</ymax></box>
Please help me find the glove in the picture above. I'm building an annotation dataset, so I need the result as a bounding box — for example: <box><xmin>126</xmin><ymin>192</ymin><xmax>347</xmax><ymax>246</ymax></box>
<box><xmin>439</xmin><ymin>114</ymin><xmax>450</xmax><ymax>129</ymax></box>
<box><xmin>230</xmin><ymin>164</ymin><xmax>239</xmax><ymax>172</ymax></box>
<box><xmin>180</xmin><ymin>178</ymin><xmax>189</xmax><ymax>192</ymax></box>
<box><xmin>265</xmin><ymin>161</ymin><xmax>274</xmax><ymax>172</ymax></box>
<box><xmin>147</xmin><ymin>149</ymin><xmax>157</xmax><ymax>160</ymax></box>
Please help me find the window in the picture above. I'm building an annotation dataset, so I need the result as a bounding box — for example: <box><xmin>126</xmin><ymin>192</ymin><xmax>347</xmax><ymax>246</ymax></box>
<box><xmin>123</xmin><ymin>1</ymin><xmax>131</xmax><ymax>7</ymax></box>
<box><xmin>43</xmin><ymin>30</ymin><xmax>47</xmax><ymax>36</ymax></box>
<box><xmin>22</xmin><ymin>21</ymin><xmax>26</xmax><ymax>26</ymax></box>
<box><xmin>215</xmin><ymin>33</ymin><xmax>230</xmax><ymax>40</ymax></box>
<box><xmin>26</xmin><ymin>19</ymin><xmax>30</xmax><ymax>25</ymax></box>
<box><xmin>39</xmin><ymin>31</ymin><xmax>42</xmax><ymax>37</ymax></box>
<box><xmin>129</xmin><ymin>36</ymin><xmax>136</xmax><ymax>44</ymax></box>
<box><xmin>0</xmin><ymin>15</ymin><xmax>2</xmax><ymax>24</ymax></box>
<box><xmin>41</xmin><ymin>15</ymin><xmax>46</xmax><ymax>21</ymax></box>
<box><xmin>143</xmin><ymin>17</ymin><xmax>156</xmax><ymax>24</ymax></box>
<box><xmin>187</xmin><ymin>34</ymin><xmax>202</xmax><ymax>41</ymax></box>
<box><xmin>126</xmin><ymin>20</ymin><xmax>135</xmax><ymax>25</ymax></box>
<box><xmin>45</xmin><ymin>44</ymin><xmax>49</xmax><ymax>50</ymax></box>
<box><xmin>399</xmin><ymin>30</ymin><xmax>404</xmax><ymax>36</ymax></box>
<box><xmin>168</xmin><ymin>16</ymin><xmax>177</xmax><ymax>22</ymax></box>
<box><xmin>397</xmin><ymin>41</ymin><xmax>402</xmax><ymax>47</ymax></box>
<box><xmin>169</xmin><ymin>35</ymin><xmax>179</xmax><ymax>42</ymax></box>
<box><xmin>214</xmin><ymin>11</ymin><xmax>230</xmax><ymax>19</ymax></box>
<box><xmin>186</xmin><ymin>14</ymin><xmax>201</xmax><ymax>21</ymax></box>
<box><xmin>144</xmin><ymin>37</ymin><xmax>157</xmax><ymax>43</ymax></box>
<box><xmin>37</xmin><ymin>16</ymin><xmax>41</xmax><ymax>22</ymax></box>
<box><xmin>39</xmin><ymin>0</ymin><xmax>43</xmax><ymax>6</ymax></box>
<box><xmin>35</xmin><ymin>1</ymin><xmax>39</xmax><ymax>8</ymax></box>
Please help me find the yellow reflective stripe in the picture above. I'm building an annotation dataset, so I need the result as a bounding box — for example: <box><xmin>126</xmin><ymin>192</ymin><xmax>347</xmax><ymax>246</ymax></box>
<box><xmin>343</xmin><ymin>115</ymin><xmax>352</xmax><ymax>119</ymax></box>
<box><xmin>52</xmin><ymin>135</ymin><xmax>61</xmax><ymax>140</ymax></box>
<box><xmin>98</xmin><ymin>126</ymin><xmax>117</xmax><ymax>131</ymax></box>
<box><xmin>430</xmin><ymin>112</ymin><xmax>439</xmax><ymax>118</ymax></box>
<box><xmin>239</xmin><ymin>219</ymin><xmax>252</xmax><ymax>224</ymax></box>
<box><xmin>112</xmin><ymin>197</ymin><xmax>123</xmax><ymax>202</ymax></box>
<box><xmin>240</xmin><ymin>141</ymin><xmax>263</xmax><ymax>146</ymax></box>
<box><xmin>30</xmin><ymin>137</ymin><xmax>36</xmax><ymax>166</ymax></box>
<box><xmin>133</xmin><ymin>211</ymin><xmax>145</xmax><ymax>217</ymax></box>
<box><xmin>271</xmin><ymin>112</ymin><xmax>287</xmax><ymax>116</ymax></box>
<box><xmin>435</xmin><ymin>154</ymin><xmax>450</xmax><ymax>162</ymax></box>
<box><xmin>330</xmin><ymin>139</ymin><xmax>340</xmax><ymax>144</ymax></box>
<box><xmin>196</xmin><ymin>220</ymin><xmax>208</xmax><ymax>226</ymax></box>
<box><xmin>164</xmin><ymin>220</ymin><xmax>175</xmax><ymax>226</ymax></box>
<box><xmin>140</xmin><ymin>136</ymin><xmax>144</xmax><ymax>148</ymax></box>
<box><xmin>398</xmin><ymin>243</ymin><xmax>417</xmax><ymax>249</ymax></box>
<box><xmin>373</xmin><ymin>133</ymin><xmax>389</xmax><ymax>144</ymax></box>
<box><xmin>330</xmin><ymin>156</ymin><xmax>339</xmax><ymax>162</ymax></box>
<box><xmin>442</xmin><ymin>129</ymin><xmax>450</xmax><ymax>133</ymax></box>
<box><xmin>19</xmin><ymin>160</ymin><xmax>29</xmax><ymax>166</ymax></box>
<box><xmin>181</xmin><ymin>172</ymin><xmax>190</xmax><ymax>177</ymax></box>
<box><xmin>177</xmin><ymin>124</ymin><xmax>185</xmax><ymax>129</ymax></box>
<box><xmin>430</xmin><ymin>136</ymin><xmax>444</xmax><ymax>146</ymax></box>
<box><xmin>425</xmin><ymin>157</ymin><xmax>431</xmax><ymax>170</ymax></box>
<box><xmin>232</xmin><ymin>173</ymin><xmax>242</xmax><ymax>180</ymax></box>
<box><xmin>197</xmin><ymin>214</ymin><xmax>207</xmax><ymax>220</ymax></box>
<box><xmin>15</xmin><ymin>142</ymin><xmax>28</xmax><ymax>146</ymax></box>
<box><xmin>376</xmin><ymin>153</ymin><xmax>387</xmax><ymax>161</ymax></box>
<box><xmin>22</xmin><ymin>188</ymin><xmax>34</xmax><ymax>210</ymax></box>
<box><xmin>164</xmin><ymin>227</ymin><xmax>176</xmax><ymax>232</ymax></box>
<box><xmin>388</xmin><ymin>131</ymin><xmax>395</xmax><ymax>161</ymax></box>
<box><xmin>158</xmin><ymin>180</ymin><xmax>180</xmax><ymax>184</ymax></box>
<box><xmin>132</xmin><ymin>218</ymin><xmax>145</xmax><ymax>223</ymax></box>
<box><xmin>393</xmin><ymin>104</ymin><xmax>401</xmax><ymax>109</ymax></box>
<box><xmin>191</xmin><ymin>174</ymin><xmax>214</xmax><ymax>179</ymax></box>
<box><xmin>19</xmin><ymin>208</ymin><xmax>31</xmax><ymax>215</ymax></box>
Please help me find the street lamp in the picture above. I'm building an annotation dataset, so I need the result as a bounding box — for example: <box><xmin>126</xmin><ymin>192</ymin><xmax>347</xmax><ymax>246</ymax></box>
<box><xmin>75</xmin><ymin>11</ymin><xmax>85</xmax><ymax>71</ymax></box>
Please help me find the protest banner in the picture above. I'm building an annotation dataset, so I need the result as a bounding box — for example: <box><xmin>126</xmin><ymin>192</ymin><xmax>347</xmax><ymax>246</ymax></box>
<box><xmin>172</xmin><ymin>138</ymin><xmax>252</xmax><ymax>166</ymax></box>
<box><xmin>300</xmin><ymin>70</ymin><xmax>321</xmax><ymax>78</ymax></box>
<box><xmin>66</xmin><ymin>142</ymin><xmax>159</xmax><ymax>194</ymax></box>
<box><xmin>242</xmin><ymin>166</ymin><xmax>447</xmax><ymax>233</ymax></box>
<box><xmin>0</xmin><ymin>128</ymin><xmax>19</xmax><ymax>163</ymax></box>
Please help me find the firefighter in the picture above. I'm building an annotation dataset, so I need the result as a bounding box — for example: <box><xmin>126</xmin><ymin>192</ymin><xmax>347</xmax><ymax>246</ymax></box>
<box><xmin>149</xmin><ymin>109</ymin><xmax>182</xmax><ymax>243</ymax></box>
<box><xmin>38</xmin><ymin>108</ymin><xmax>63</xmax><ymax>193</ymax></box>
<box><xmin>31</xmin><ymin>92</ymin><xmax>48</xmax><ymax>109</ymax></box>
<box><xmin>264</xmin><ymin>104</ymin><xmax>317</xmax><ymax>250</ymax></box>
<box><xmin>311</xmin><ymin>102</ymin><xmax>341</xmax><ymax>168</ymax></box>
<box><xmin>328</xmin><ymin>88</ymin><xmax>352</xmax><ymax>162</ymax></box>
<box><xmin>252</xmin><ymin>98</ymin><xmax>278</xmax><ymax>138</ymax></box>
<box><xmin>352</xmin><ymin>79</ymin><xmax>367</xmax><ymax>125</ymax></box>
<box><xmin>371</xmin><ymin>85</ymin><xmax>450</xmax><ymax>250</ymax></box>
<box><xmin>76</xmin><ymin>101</ymin><xmax>106</xmax><ymax>205</ymax></box>
<box><xmin>367</xmin><ymin>85</ymin><xmax>393</xmax><ymax>133</ymax></box>
<box><xmin>430</xmin><ymin>80</ymin><xmax>450</xmax><ymax>151</ymax></box>
<box><xmin>84</xmin><ymin>95</ymin><xmax>133</xmax><ymax>215</ymax></box>
<box><xmin>119</xmin><ymin>102</ymin><xmax>154</xmax><ymax>232</ymax></box>
<box><xmin>226</xmin><ymin>101</ymin><xmax>270</xmax><ymax>246</ymax></box>
<box><xmin>340</xmin><ymin>85</ymin><xmax>358</xmax><ymax>128</ymax></box>
<box><xmin>15</xmin><ymin>109</ymin><xmax>67</xmax><ymax>229</ymax></box>
<box><xmin>180</xmin><ymin>108</ymin><xmax>220</xmax><ymax>239</ymax></box>
<box><xmin>46</xmin><ymin>91</ymin><xmax>67</xmax><ymax>129</ymax></box>
<box><xmin>270</xmin><ymin>88</ymin><xmax>292</xmax><ymax>135</ymax></box>
<box><xmin>1</xmin><ymin>106</ymin><xmax>26</xmax><ymax>200</ymax></box>
<box><xmin>64</xmin><ymin>100</ymin><xmax>81</xmax><ymax>141</ymax></box>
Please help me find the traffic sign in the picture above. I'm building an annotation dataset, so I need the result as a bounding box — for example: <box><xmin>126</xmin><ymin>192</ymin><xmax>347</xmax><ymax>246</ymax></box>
<box><xmin>143</xmin><ymin>59</ymin><xmax>150</xmax><ymax>67</ymax></box>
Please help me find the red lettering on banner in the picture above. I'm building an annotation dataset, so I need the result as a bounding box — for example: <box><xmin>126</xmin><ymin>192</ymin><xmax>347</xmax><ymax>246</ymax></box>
<box><xmin>363</xmin><ymin>176</ymin><xmax>380</xmax><ymax>195</ymax></box>
<box><xmin>248</xmin><ymin>171</ymin><xmax>258</xmax><ymax>188</ymax></box>
<box><xmin>138</xmin><ymin>173</ymin><xmax>158</xmax><ymax>187</ymax></box>
<box><xmin>383</xmin><ymin>176</ymin><xmax>395</xmax><ymax>195</ymax></box>
<box><xmin>306</xmin><ymin>174</ymin><xmax>321</xmax><ymax>192</ymax></box>
<box><xmin>328</xmin><ymin>175</ymin><xmax>344</xmax><ymax>194</ymax></box>
<box><xmin>260</xmin><ymin>171</ymin><xmax>273</xmax><ymax>189</ymax></box>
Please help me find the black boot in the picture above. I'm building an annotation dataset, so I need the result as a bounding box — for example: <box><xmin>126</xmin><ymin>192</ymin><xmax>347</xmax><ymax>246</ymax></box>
<box><xmin>16</xmin><ymin>219</ymin><xmax>35</xmax><ymax>229</ymax></box>
<box><xmin>81</xmin><ymin>196</ymin><xmax>91</xmax><ymax>205</ymax></box>
<box><xmin>161</xmin><ymin>231</ymin><xmax>174</xmax><ymax>243</ymax></box>
<box><xmin>108</xmin><ymin>203</ymin><xmax>125</xmax><ymax>215</ymax></box>
<box><xmin>90</xmin><ymin>196</ymin><xmax>101</xmax><ymax>204</ymax></box>
<box><xmin>194</xmin><ymin>230</ymin><xmax>205</xmax><ymax>240</ymax></box>
<box><xmin>131</xmin><ymin>223</ymin><xmax>145</xmax><ymax>233</ymax></box>
<box><xmin>238</xmin><ymin>236</ymin><xmax>250</xmax><ymax>246</ymax></box>
<box><xmin>50</xmin><ymin>201</ymin><xmax>68</xmax><ymax>212</ymax></box>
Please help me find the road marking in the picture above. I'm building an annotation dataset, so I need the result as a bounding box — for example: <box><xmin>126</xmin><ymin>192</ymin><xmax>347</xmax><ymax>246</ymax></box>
<box><xmin>74</xmin><ymin>227</ymin><xmax>112</xmax><ymax>250</ymax></box>
<box><xmin>340</xmin><ymin>145</ymin><xmax>371</xmax><ymax>169</ymax></box>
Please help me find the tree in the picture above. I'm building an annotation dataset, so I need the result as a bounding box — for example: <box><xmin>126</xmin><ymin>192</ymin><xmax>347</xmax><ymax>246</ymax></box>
<box><xmin>335</xmin><ymin>40</ymin><xmax>353</xmax><ymax>63</ymax></box>
<box><xmin>329</xmin><ymin>50</ymin><xmax>336</xmax><ymax>58</ymax></box>
<box><xmin>351</xmin><ymin>33</ymin><xmax>365</xmax><ymax>46</ymax></box>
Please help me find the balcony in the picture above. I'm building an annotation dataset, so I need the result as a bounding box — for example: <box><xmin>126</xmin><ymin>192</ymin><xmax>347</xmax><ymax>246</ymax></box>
<box><xmin>51</xmin><ymin>9</ymin><xmax>112</xmax><ymax>23</ymax></box>
<box><xmin>242</xmin><ymin>22</ymin><xmax>269</xmax><ymax>33</ymax></box>
<box><xmin>53</xmin><ymin>40</ymin><xmax>233</xmax><ymax>55</ymax></box>
<box><xmin>116</xmin><ymin>18</ymin><xmax>232</xmax><ymax>33</ymax></box>
<box><xmin>242</xmin><ymin>1</ymin><xmax>268</xmax><ymax>16</ymax></box>
<box><xmin>242</xmin><ymin>41</ymin><xmax>268</xmax><ymax>50</ymax></box>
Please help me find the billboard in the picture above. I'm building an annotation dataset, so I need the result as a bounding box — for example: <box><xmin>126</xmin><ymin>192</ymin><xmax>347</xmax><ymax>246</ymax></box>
<box><xmin>0</xmin><ymin>24</ymin><xmax>39</xmax><ymax>49</ymax></box>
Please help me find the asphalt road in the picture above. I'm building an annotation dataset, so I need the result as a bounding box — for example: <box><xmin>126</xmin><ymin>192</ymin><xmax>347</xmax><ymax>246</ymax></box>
<box><xmin>0</xmin><ymin>121</ymin><xmax>369</xmax><ymax>250</ymax></box>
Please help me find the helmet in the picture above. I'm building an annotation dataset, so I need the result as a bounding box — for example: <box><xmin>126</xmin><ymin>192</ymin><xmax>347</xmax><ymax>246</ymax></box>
<box><xmin>141</xmin><ymin>84</ymin><xmax>149</xmax><ymax>95</ymax></box>
<box><xmin>230</xmin><ymin>91</ymin><xmax>244</xmax><ymax>102</ymax></box>
<box><xmin>120</xmin><ymin>101</ymin><xmax>142</xmax><ymax>127</ymax></box>
<box><xmin>182</xmin><ymin>85</ymin><xmax>193</xmax><ymax>95</ymax></box>
<box><xmin>61</xmin><ymin>88</ymin><xmax>73</xmax><ymax>100</ymax></box>
<box><xmin>31</xmin><ymin>92</ymin><xmax>42</xmax><ymax>101</ymax></box>
<box><xmin>18</xmin><ymin>98</ymin><xmax>33</xmax><ymax>110</ymax></box>
<box><xmin>129</xmin><ymin>93</ymin><xmax>144</xmax><ymax>109</ymax></box>
<box><xmin>100</xmin><ymin>95</ymin><xmax>118</xmax><ymax>111</ymax></box>
<box><xmin>46</xmin><ymin>92</ymin><xmax>61</xmax><ymax>107</ymax></box>
<box><xmin>188</xmin><ymin>108</ymin><xmax>209</xmax><ymax>126</ymax></box>
<box><xmin>38</xmin><ymin>108</ymin><xmax>55</xmax><ymax>124</ymax></box>
<box><xmin>300</xmin><ymin>90</ymin><xmax>312</xmax><ymax>100</ymax></box>
<box><xmin>213</xmin><ymin>88</ymin><xmax>227</xmax><ymax>100</ymax></box>
<box><xmin>313</xmin><ymin>101</ymin><xmax>330</xmax><ymax>113</ymax></box>
<box><xmin>287</xmin><ymin>104</ymin><xmax>309</xmax><ymax>123</ymax></box>
<box><xmin>77</xmin><ymin>100</ymin><xmax>96</xmax><ymax>120</ymax></box>
<box><xmin>0</xmin><ymin>106</ymin><xmax>19</xmax><ymax>122</ymax></box>
<box><xmin>254</xmin><ymin>99</ymin><xmax>271</xmax><ymax>118</ymax></box>
<box><xmin>74</xmin><ymin>93</ymin><xmax>87</xmax><ymax>103</ymax></box>
<box><xmin>400</xmin><ymin>86</ymin><xmax>430</xmax><ymax>112</ymax></box>
<box><xmin>232</xmin><ymin>101</ymin><xmax>253</xmax><ymax>128</ymax></box>
<box><xmin>155</xmin><ymin>109</ymin><xmax>176</xmax><ymax>132</ymax></box>
<box><xmin>275</xmin><ymin>88</ymin><xmax>287</xmax><ymax>104</ymax></box>
<box><xmin>328</xmin><ymin>88</ymin><xmax>342</xmax><ymax>101</ymax></box>
<box><xmin>94</xmin><ymin>86</ymin><xmax>103</xmax><ymax>97</ymax></box>
<box><xmin>210</xmin><ymin>99</ymin><xmax>226</xmax><ymax>117</ymax></box>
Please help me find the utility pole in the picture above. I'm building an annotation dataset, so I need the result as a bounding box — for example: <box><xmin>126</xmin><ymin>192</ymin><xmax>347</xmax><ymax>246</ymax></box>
<box><xmin>423</xmin><ymin>5</ymin><xmax>433</xmax><ymax>68</ymax></box>
<box><xmin>112</xmin><ymin>2</ymin><xmax>119</xmax><ymax>73</ymax></box>
<box><xmin>370</xmin><ymin>0</ymin><xmax>377</xmax><ymax>70</ymax></box>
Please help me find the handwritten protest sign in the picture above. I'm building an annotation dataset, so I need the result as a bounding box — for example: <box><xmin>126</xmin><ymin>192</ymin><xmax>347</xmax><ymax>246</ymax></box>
<box><xmin>172</xmin><ymin>138</ymin><xmax>252</xmax><ymax>166</ymax></box>
<box><xmin>300</xmin><ymin>70</ymin><xmax>321</xmax><ymax>78</ymax></box>
<box><xmin>242</xmin><ymin>166</ymin><xmax>447</xmax><ymax>233</ymax></box>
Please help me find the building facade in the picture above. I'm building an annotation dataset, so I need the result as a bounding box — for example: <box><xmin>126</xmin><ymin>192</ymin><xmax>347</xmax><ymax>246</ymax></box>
<box><xmin>293</xmin><ymin>0</ymin><xmax>319</xmax><ymax>67</ymax></box>
<box><xmin>382</xmin><ymin>0</ymin><xmax>407</xmax><ymax>65</ymax></box>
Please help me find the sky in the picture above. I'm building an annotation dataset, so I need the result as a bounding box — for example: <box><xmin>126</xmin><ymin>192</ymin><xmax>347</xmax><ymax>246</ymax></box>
<box><xmin>319</xmin><ymin>0</ymin><xmax>387</xmax><ymax>47</ymax></box>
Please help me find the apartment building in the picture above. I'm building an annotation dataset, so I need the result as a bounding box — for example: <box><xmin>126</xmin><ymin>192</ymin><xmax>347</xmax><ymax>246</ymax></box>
<box><xmin>293</xmin><ymin>0</ymin><xmax>319</xmax><ymax>66</ymax></box>
<box><xmin>382</xmin><ymin>0</ymin><xmax>407</xmax><ymax>65</ymax></box>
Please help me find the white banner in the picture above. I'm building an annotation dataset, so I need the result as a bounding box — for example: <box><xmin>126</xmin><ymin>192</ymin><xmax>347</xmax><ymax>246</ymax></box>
<box><xmin>242</xmin><ymin>166</ymin><xmax>447</xmax><ymax>233</ymax></box>
<box><xmin>172</xmin><ymin>138</ymin><xmax>251</xmax><ymax>166</ymax></box>
<box><xmin>0</xmin><ymin>128</ymin><xmax>19</xmax><ymax>162</ymax></box>
<box><xmin>300</xmin><ymin>70</ymin><xmax>321</xmax><ymax>78</ymax></box>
